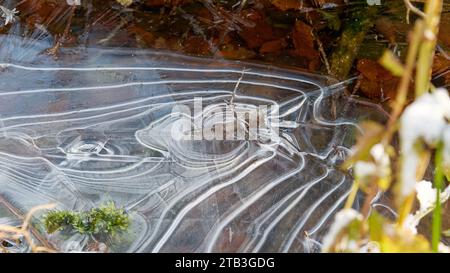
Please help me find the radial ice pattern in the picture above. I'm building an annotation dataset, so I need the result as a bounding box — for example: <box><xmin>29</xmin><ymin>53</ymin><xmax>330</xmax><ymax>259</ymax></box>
<box><xmin>0</xmin><ymin>36</ymin><xmax>386</xmax><ymax>252</ymax></box>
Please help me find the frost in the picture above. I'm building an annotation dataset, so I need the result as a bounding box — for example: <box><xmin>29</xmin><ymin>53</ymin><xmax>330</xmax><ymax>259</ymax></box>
<box><xmin>322</xmin><ymin>209</ymin><xmax>363</xmax><ymax>252</ymax></box>
<box><xmin>354</xmin><ymin>143</ymin><xmax>390</xmax><ymax>185</ymax></box>
<box><xmin>406</xmin><ymin>181</ymin><xmax>450</xmax><ymax>234</ymax></box>
<box><xmin>399</xmin><ymin>88</ymin><xmax>450</xmax><ymax>197</ymax></box>
<box><xmin>354</xmin><ymin>161</ymin><xmax>377</xmax><ymax>178</ymax></box>
<box><xmin>438</xmin><ymin>243</ymin><xmax>450</xmax><ymax>253</ymax></box>
<box><xmin>416</xmin><ymin>180</ymin><xmax>438</xmax><ymax>211</ymax></box>
<box><xmin>370</xmin><ymin>143</ymin><xmax>390</xmax><ymax>179</ymax></box>
<box><xmin>0</xmin><ymin>5</ymin><xmax>18</xmax><ymax>26</ymax></box>
<box><xmin>403</xmin><ymin>214</ymin><xmax>419</xmax><ymax>235</ymax></box>
<box><xmin>371</xmin><ymin>143</ymin><xmax>389</xmax><ymax>165</ymax></box>
<box><xmin>415</xmin><ymin>180</ymin><xmax>450</xmax><ymax>213</ymax></box>
<box><xmin>401</xmin><ymin>88</ymin><xmax>450</xmax><ymax>148</ymax></box>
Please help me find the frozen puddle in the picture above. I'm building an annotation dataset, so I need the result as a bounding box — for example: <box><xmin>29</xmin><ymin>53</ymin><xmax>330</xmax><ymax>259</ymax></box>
<box><xmin>0</xmin><ymin>36</ymin><xmax>386</xmax><ymax>252</ymax></box>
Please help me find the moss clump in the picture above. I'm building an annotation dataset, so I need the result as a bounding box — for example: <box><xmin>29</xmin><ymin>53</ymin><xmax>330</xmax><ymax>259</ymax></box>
<box><xmin>43</xmin><ymin>202</ymin><xmax>129</xmax><ymax>236</ymax></box>
<box><xmin>43</xmin><ymin>210</ymin><xmax>80</xmax><ymax>234</ymax></box>
<box><xmin>330</xmin><ymin>7</ymin><xmax>378</xmax><ymax>80</ymax></box>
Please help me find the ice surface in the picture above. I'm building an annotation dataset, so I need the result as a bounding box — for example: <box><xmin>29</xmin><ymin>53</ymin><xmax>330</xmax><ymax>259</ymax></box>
<box><xmin>0</xmin><ymin>35</ymin><xmax>387</xmax><ymax>252</ymax></box>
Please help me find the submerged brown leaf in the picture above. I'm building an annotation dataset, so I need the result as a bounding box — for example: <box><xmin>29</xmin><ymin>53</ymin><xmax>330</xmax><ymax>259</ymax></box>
<box><xmin>357</xmin><ymin>59</ymin><xmax>405</xmax><ymax>102</ymax></box>
<box><xmin>291</xmin><ymin>20</ymin><xmax>321</xmax><ymax>70</ymax></box>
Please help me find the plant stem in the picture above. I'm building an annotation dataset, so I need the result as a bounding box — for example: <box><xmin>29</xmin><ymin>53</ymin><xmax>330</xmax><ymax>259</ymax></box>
<box><xmin>415</xmin><ymin>0</ymin><xmax>442</xmax><ymax>96</ymax></box>
<box><xmin>345</xmin><ymin>180</ymin><xmax>359</xmax><ymax>210</ymax></box>
<box><xmin>397</xmin><ymin>194</ymin><xmax>415</xmax><ymax>226</ymax></box>
<box><xmin>383</xmin><ymin>20</ymin><xmax>423</xmax><ymax>144</ymax></box>
<box><xmin>432</xmin><ymin>142</ymin><xmax>444</xmax><ymax>252</ymax></box>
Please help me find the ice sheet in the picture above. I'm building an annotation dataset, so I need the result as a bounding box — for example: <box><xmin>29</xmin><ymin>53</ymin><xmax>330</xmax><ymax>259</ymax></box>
<box><xmin>0</xmin><ymin>34</ymin><xmax>388</xmax><ymax>252</ymax></box>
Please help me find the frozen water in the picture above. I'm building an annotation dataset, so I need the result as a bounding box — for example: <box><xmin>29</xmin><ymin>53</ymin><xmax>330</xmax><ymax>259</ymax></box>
<box><xmin>0</xmin><ymin>35</ymin><xmax>387</xmax><ymax>252</ymax></box>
